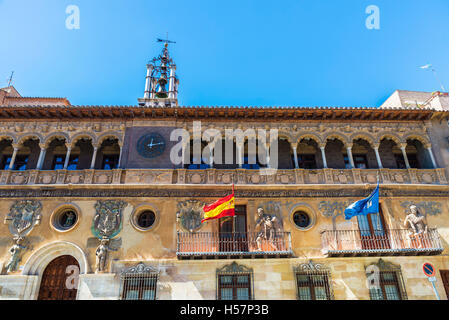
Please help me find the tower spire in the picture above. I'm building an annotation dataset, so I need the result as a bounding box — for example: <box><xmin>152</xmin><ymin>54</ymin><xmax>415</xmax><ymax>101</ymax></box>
<box><xmin>138</xmin><ymin>38</ymin><xmax>178</xmax><ymax>107</ymax></box>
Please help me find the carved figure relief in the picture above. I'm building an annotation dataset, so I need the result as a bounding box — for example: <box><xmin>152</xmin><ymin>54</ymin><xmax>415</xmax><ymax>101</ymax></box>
<box><xmin>5</xmin><ymin>236</ymin><xmax>27</xmax><ymax>273</ymax></box>
<box><xmin>3</xmin><ymin>200</ymin><xmax>41</xmax><ymax>273</ymax></box>
<box><xmin>91</xmin><ymin>200</ymin><xmax>127</xmax><ymax>273</ymax></box>
<box><xmin>255</xmin><ymin>207</ymin><xmax>282</xmax><ymax>251</ymax></box>
<box><xmin>176</xmin><ymin>200</ymin><xmax>205</xmax><ymax>232</ymax></box>
<box><xmin>403</xmin><ymin>204</ymin><xmax>428</xmax><ymax>237</ymax></box>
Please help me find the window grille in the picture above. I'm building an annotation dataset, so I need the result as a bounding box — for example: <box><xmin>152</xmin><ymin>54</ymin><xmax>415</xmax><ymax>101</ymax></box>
<box><xmin>216</xmin><ymin>262</ymin><xmax>254</xmax><ymax>300</ymax></box>
<box><xmin>366</xmin><ymin>259</ymin><xmax>407</xmax><ymax>300</ymax></box>
<box><xmin>119</xmin><ymin>263</ymin><xmax>159</xmax><ymax>300</ymax></box>
<box><xmin>294</xmin><ymin>261</ymin><xmax>334</xmax><ymax>300</ymax></box>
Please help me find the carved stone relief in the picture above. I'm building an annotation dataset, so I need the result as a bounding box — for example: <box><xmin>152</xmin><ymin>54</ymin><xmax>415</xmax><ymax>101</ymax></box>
<box><xmin>176</xmin><ymin>200</ymin><xmax>205</xmax><ymax>232</ymax></box>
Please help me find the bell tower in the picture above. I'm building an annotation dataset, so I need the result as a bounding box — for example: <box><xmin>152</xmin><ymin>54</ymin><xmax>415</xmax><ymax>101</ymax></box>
<box><xmin>138</xmin><ymin>38</ymin><xmax>179</xmax><ymax>107</ymax></box>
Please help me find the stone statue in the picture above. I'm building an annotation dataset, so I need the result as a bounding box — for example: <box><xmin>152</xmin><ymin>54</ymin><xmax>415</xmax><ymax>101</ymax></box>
<box><xmin>95</xmin><ymin>237</ymin><xmax>110</xmax><ymax>273</ymax></box>
<box><xmin>403</xmin><ymin>205</ymin><xmax>428</xmax><ymax>237</ymax></box>
<box><xmin>5</xmin><ymin>237</ymin><xmax>26</xmax><ymax>273</ymax></box>
<box><xmin>255</xmin><ymin>207</ymin><xmax>278</xmax><ymax>251</ymax></box>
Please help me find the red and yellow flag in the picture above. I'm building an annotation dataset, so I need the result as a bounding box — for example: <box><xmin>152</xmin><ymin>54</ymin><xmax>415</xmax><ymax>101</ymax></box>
<box><xmin>202</xmin><ymin>192</ymin><xmax>235</xmax><ymax>223</ymax></box>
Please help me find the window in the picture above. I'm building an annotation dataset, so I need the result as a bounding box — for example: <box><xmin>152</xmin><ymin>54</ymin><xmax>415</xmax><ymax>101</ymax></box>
<box><xmin>13</xmin><ymin>155</ymin><xmax>29</xmax><ymax>171</ymax></box>
<box><xmin>52</xmin><ymin>155</ymin><xmax>65</xmax><ymax>170</ymax></box>
<box><xmin>218</xmin><ymin>274</ymin><xmax>251</xmax><ymax>300</ymax></box>
<box><xmin>217</xmin><ymin>262</ymin><xmax>253</xmax><ymax>300</ymax></box>
<box><xmin>293</xmin><ymin>211</ymin><xmax>311</xmax><ymax>229</ymax></box>
<box><xmin>366</xmin><ymin>259</ymin><xmax>407</xmax><ymax>300</ymax></box>
<box><xmin>137</xmin><ymin>210</ymin><xmax>156</xmax><ymax>229</ymax></box>
<box><xmin>53</xmin><ymin>209</ymin><xmax>78</xmax><ymax>231</ymax></box>
<box><xmin>120</xmin><ymin>264</ymin><xmax>159</xmax><ymax>300</ymax></box>
<box><xmin>67</xmin><ymin>155</ymin><xmax>79</xmax><ymax>170</ymax></box>
<box><xmin>294</xmin><ymin>262</ymin><xmax>333</xmax><ymax>300</ymax></box>
<box><xmin>101</xmin><ymin>155</ymin><xmax>119</xmax><ymax>170</ymax></box>
<box><xmin>344</xmin><ymin>154</ymin><xmax>368</xmax><ymax>169</ymax></box>
<box><xmin>298</xmin><ymin>154</ymin><xmax>317</xmax><ymax>169</ymax></box>
<box><xmin>395</xmin><ymin>153</ymin><xmax>420</xmax><ymax>169</ymax></box>
<box><xmin>1</xmin><ymin>155</ymin><xmax>11</xmax><ymax>170</ymax></box>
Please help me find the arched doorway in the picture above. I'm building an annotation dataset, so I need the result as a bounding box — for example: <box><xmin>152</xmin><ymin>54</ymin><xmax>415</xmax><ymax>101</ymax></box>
<box><xmin>37</xmin><ymin>255</ymin><xmax>79</xmax><ymax>300</ymax></box>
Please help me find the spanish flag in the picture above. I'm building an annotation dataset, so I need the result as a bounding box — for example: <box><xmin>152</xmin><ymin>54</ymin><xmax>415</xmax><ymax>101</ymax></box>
<box><xmin>202</xmin><ymin>192</ymin><xmax>235</xmax><ymax>223</ymax></box>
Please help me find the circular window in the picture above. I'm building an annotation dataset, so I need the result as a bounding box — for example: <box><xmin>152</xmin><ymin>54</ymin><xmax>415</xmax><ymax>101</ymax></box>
<box><xmin>136</xmin><ymin>210</ymin><xmax>156</xmax><ymax>229</ymax></box>
<box><xmin>293</xmin><ymin>211</ymin><xmax>311</xmax><ymax>229</ymax></box>
<box><xmin>53</xmin><ymin>209</ymin><xmax>78</xmax><ymax>231</ymax></box>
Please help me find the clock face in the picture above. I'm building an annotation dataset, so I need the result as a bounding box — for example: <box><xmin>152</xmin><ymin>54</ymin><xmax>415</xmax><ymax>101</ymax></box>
<box><xmin>137</xmin><ymin>133</ymin><xmax>166</xmax><ymax>159</ymax></box>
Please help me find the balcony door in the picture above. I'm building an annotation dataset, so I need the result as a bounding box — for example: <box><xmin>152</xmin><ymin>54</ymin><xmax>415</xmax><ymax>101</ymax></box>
<box><xmin>357</xmin><ymin>206</ymin><xmax>390</xmax><ymax>250</ymax></box>
<box><xmin>219</xmin><ymin>205</ymin><xmax>248</xmax><ymax>252</ymax></box>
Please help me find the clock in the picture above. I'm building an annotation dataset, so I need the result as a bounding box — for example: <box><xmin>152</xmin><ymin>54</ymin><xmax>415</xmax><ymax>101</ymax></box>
<box><xmin>137</xmin><ymin>133</ymin><xmax>166</xmax><ymax>159</ymax></box>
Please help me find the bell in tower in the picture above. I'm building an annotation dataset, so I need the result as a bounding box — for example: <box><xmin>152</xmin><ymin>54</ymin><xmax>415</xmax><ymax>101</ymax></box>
<box><xmin>138</xmin><ymin>39</ymin><xmax>179</xmax><ymax>107</ymax></box>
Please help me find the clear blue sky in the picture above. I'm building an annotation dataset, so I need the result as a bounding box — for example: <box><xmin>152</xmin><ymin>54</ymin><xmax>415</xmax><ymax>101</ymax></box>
<box><xmin>1</xmin><ymin>0</ymin><xmax>448</xmax><ymax>107</ymax></box>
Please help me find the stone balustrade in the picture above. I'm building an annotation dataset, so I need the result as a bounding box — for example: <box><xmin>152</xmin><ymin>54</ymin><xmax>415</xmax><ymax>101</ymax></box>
<box><xmin>0</xmin><ymin>167</ymin><xmax>447</xmax><ymax>186</ymax></box>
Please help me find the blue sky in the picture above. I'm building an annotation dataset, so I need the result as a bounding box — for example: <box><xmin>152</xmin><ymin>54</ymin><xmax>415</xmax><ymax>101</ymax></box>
<box><xmin>0</xmin><ymin>0</ymin><xmax>448</xmax><ymax>107</ymax></box>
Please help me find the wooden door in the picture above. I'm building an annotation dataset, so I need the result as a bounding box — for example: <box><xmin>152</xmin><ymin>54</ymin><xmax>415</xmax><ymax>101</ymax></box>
<box><xmin>440</xmin><ymin>270</ymin><xmax>449</xmax><ymax>299</ymax></box>
<box><xmin>219</xmin><ymin>205</ymin><xmax>248</xmax><ymax>252</ymax></box>
<box><xmin>357</xmin><ymin>207</ymin><xmax>390</xmax><ymax>250</ymax></box>
<box><xmin>37</xmin><ymin>255</ymin><xmax>79</xmax><ymax>300</ymax></box>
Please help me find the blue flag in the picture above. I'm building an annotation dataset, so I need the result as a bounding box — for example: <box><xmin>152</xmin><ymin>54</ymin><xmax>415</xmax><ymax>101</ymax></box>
<box><xmin>344</xmin><ymin>184</ymin><xmax>379</xmax><ymax>220</ymax></box>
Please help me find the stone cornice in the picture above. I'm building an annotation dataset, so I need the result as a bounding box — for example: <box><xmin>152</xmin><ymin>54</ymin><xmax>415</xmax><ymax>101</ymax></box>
<box><xmin>0</xmin><ymin>105</ymin><xmax>436</xmax><ymax>122</ymax></box>
<box><xmin>0</xmin><ymin>185</ymin><xmax>448</xmax><ymax>199</ymax></box>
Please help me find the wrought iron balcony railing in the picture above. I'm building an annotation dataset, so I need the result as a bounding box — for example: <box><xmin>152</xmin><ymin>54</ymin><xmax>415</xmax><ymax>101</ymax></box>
<box><xmin>321</xmin><ymin>228</ymin><xmax>443</xmax><ymax>257</ymax></box>
<box><xmin>177</xmin><ymin>232</ymin><xmax>293</xmax><ymax>259</ymax></box>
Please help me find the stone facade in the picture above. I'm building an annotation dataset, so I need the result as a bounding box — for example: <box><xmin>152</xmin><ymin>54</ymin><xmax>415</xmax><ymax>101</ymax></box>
<box><xmin>1</xmin><ymin>75</ymin><xmax>449</xmax><ymax>300</ymax></box>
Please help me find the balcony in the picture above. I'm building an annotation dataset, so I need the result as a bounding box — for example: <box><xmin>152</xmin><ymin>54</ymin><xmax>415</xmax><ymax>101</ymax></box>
<box><xmin>321</xmin><ymin>228</ymin><xmax>443</xmax><ymax>257</ymax></box>
<box><xmin>0</xmin><ymin>167</ymin><xmax>447</xmax><ymax>186</ymax></box>
<box><xmin>177</xmin><ymin>232</ymin><xmax>293</xmax><ymax>259</ymax></box>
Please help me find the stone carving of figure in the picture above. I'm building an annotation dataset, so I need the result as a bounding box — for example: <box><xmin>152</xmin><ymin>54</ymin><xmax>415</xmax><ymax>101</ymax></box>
<box><xmin>404</xmin><ymin>205</ymin><xmax>428</xmax><ymax>237</ymax></box>
<box><xmin>255</xmin><ymin>208</ymin><xmax>278</xmax><ymax>251</ymax></box>
<box><xmin>5</xmin><ymin>237</ymin><xmax>26</xmax><ymax>273</ymax></box>
<box><xmin>95</xmin><ymin>237</ymin><xmax>110</xmax><ymax>273</ymax></box>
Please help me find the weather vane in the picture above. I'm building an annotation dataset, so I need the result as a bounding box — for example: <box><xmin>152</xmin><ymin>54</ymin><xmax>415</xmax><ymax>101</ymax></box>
<box><xmin>157</xmin><ymin>32</ymin><xmax>176</xmax><ymax>46</ymax></box>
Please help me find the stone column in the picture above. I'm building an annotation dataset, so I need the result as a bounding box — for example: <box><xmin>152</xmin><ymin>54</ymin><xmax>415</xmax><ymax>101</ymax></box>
<box><xmin>373</xmin><ymin>144</ymin><xmax>383</xmax><ymax>169</ymax></box>
<box><xmin>426</xmin><ymin>145</ymin><xmax>437</xmax><ymax>169</ymax></box>
<box><xmin>117</xmin><ymin>142</ymin><xmax>123</xmax><ymax>169</ymax></box>
<box><xmin>319</xmin><ymin>145</ymin><xmax>328</xmax><ymax>169</ymax></box>
<box><xmin>90</xmin><ymin>145</ymin><xmax>98</xmax><ymax>169</ymax></box>
<box><xmin>265</xmin><ymin>142</ymin><xmax>270</xmax><ymax>168</ymax></box>
<box><xmin>399</xmin><ymin>143</ymin><xmax>411</xmax><ymax>169</ymax></box>
<box><xmin>63</xmin><ymin>144</ymin><xmax>72</xmax><ymax>170</ymax></box>
<box><xmin>236</xmin><ymin>142</ymin><xmax>243</xmax><ymax>168</ymax></box>
<box><xmin>292</xmin><ymin>143</ymin><xmax>299</xmax><ymax>169</ymax></box>
<box><xmin>346</xmin><ymin>144</ymin><xmax>355</xmax><ymax>169</ymax></box>
<box><xmin>209</xmin><ymin>142</ymin><xmax>215</xmax><ymax>168</ymax></box>
<box><xmin>36</xmin><ymin>143</ymin><xmax>47</xmax><ymax>170</ymax></box>
<box><xmin>9</xmin><ymin>144</ymin><xmax>19</xmax><ymax>170</ymax></box>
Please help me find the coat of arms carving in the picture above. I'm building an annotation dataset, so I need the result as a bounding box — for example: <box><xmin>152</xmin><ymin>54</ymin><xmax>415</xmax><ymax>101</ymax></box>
<box><xmin>91</xmin><ymin>200</ymin><xmax>127</xmax><ymax>239</ymax></box>
<box><xmin>176</xmin><ymin>200</ymin><xmax>205</xmax><ymax>232</ymax></box>
<box><xmin>4</xmin><ymin>200</ymin><xmax>42</xmax><ymax>237</ymax></box>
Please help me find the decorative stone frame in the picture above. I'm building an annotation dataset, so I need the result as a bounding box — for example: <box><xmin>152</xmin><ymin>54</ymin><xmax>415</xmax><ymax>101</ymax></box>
<box><xmin>216</xmin><ymin>261</ymin><xmax>254</xmax><ymax>300</ymax></box>
<box><xmin>130</xmin><ymin>203</ymin><xmax>160</xmax><ymax>232</ymax></box>
<box><xmin>364</xmin><ymin>259</ymin><xmax>408</xmax><ymax>300</ymax></box>
<box><xmin>293</xmin><ymin>260</ymin><xmax>334</xmax><ymax>300</ymax></box>
<box><xmin>289</xmin><ymin>203</ymin><xmax>316</xmax><ymax>231</ymax></box>
<box><xmin>49</xmin><ymin>203</ymin><xmax>81</xmax><ymax>233</ymax></box>
<box><xmin>118</xmin><ymin>263</ymin><xmax>159</xmax><ymax>300</ymax></box>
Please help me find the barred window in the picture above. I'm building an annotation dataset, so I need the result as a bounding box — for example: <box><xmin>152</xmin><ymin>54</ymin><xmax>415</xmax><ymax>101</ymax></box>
<box><xmin>295</xmin><ymin>271</ymin><xmax>333</xmax><ymax>300</ymax></box>
<box><xmin>366</xmin><ymin>259</ymin><xmax>407</xmax><ymax>301</ymax></box>
<box><xmin>217</xmin><ymin>262</ymin><xmax>253</xmax><ymax>300</ymax></box>
<box><xmin>369</xmin><ymin>271</ymin><xmax>404</xmax><ymax>300</ymax></box>
<box><xmin>119</xmin><ymin>263</ymin><xmax>159</xmax><ymax>300</ymax></box>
